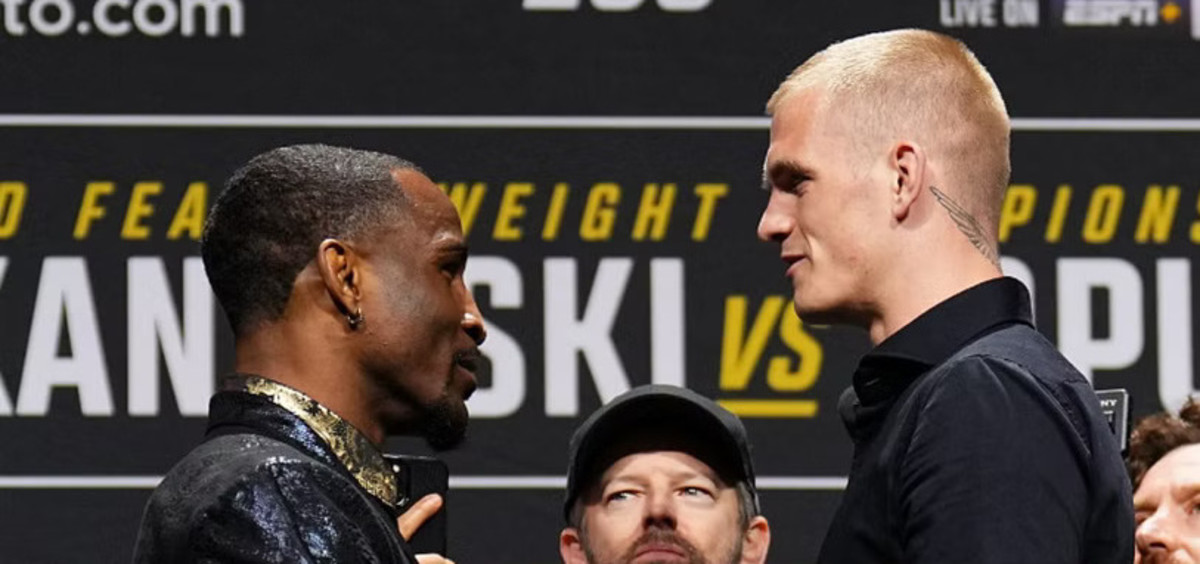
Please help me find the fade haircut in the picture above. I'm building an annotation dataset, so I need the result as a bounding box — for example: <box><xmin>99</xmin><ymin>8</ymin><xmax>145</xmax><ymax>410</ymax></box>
<box><xmin>201</xmin><ymin>144</ymin><xmax>418</xmax><ymax>335</ymax></box>
<box><xmin>1128</xmin><ymin>398</ymin><xmax>1200</xmax><ymax>490</ymax></box>
<box><xmin>766</xmin><ymin>29</ymin><xmax>1011</xmax><ymax>241</ymax></box>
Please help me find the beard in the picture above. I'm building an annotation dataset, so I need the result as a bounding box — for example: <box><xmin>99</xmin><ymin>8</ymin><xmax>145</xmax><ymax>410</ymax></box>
<box><xmin>418</xmin><ymin>350</ymin><xmax>477</xmax><ymax>451</ymax></box>
<box><xmin>582</xmin><ymin>527</ymin><xmax>741</xmax><ymax>564</ymax></box>
<box><xmin>420</xmin><ymin>390</ymin><xmax>469</xmax><ymax>451</ymax></box>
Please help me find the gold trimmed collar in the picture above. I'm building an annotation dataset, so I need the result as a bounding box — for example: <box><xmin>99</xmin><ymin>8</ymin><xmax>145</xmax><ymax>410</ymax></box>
<box><xmin>242</xmin><ymin>375</ymin><xmax>398</xmax><ymax>508</ymax></box>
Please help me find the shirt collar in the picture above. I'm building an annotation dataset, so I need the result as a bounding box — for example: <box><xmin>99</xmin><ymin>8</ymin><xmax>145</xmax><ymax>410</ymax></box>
<box><xmin>851</xmin><ymin>277</ymin><xmax>1034</xmax><ymax>406</ymax></box>
<box><xmin>232</xmin><ymin>374</ymin><xmax>399</xmax><ymax>508</ymax></box>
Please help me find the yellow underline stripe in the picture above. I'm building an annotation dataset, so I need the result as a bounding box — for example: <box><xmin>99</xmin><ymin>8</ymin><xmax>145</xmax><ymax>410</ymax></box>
<box><xmin>717</xmin><ymin>399</ymin><xmax>818</xmax><ymax>418</ymax></box>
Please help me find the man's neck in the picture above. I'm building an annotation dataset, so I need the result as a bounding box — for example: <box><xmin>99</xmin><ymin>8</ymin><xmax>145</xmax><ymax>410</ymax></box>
<box><xmin>233</xmin><ymin>324</ymin><xmax>385</xmax><ymax>445</ymax></box>
<box><xmin>866</xmin><ymin>257</ymin><xmax>1003</xmax><ymax>346</ymax></box>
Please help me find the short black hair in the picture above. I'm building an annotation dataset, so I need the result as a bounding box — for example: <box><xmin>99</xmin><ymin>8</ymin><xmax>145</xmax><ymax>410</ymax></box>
<box><xmin>201</xmin><ymin>144</ymin><xmax>418</xmax><ymax>334</ymax></box>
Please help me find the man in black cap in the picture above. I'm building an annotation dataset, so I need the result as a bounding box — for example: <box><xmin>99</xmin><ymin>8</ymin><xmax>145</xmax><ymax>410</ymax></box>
<box><xmin>559</xmin><ymin>385</ymin><xmax>771</xmax><ymax>564</ymax></box>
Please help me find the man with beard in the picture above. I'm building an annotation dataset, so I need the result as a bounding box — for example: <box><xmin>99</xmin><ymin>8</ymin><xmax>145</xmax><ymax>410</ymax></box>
<box><xmin>758</xmin><ymin>29</ymin><xmax>1132</xmax><ymax>563</ymax></box>
<box><xmin>1129</xmin><ymin>399</ymin><xmax>1200</xmax><ymax>563</ymax></box>
<box><xmin>559</xmin><ymin>385</ymin><xmax>770</xmax><ymax>564</ymax></box>
<box><xmin>134</xmin><ymin>144</ymin><xmax>486</xmax><ymax>563</ymax></box>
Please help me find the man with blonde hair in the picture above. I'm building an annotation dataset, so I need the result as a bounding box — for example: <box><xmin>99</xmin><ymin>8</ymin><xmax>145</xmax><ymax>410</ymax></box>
<box><xmin>758</xmin><ymin>29</ymin><xmax>1132</xmax><ymax>563</ymax></box>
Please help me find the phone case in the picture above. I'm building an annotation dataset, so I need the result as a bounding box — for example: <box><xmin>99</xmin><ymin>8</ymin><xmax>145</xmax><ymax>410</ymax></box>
<box><xmin>385</xmin><ymin>454</ymin><xmax>450</xmax><ymax>555</ymax></box>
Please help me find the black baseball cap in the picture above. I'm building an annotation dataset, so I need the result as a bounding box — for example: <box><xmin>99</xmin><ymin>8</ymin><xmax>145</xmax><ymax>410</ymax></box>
<box><xmin>563</xmin><ymin>384</ymin><xmax>760</xmax><ymax>522</ymax></box>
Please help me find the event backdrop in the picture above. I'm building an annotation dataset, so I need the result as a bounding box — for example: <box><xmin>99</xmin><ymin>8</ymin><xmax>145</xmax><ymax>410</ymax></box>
<box><xmin>2</xmin><ymin>1</ymin><xmax>1200</xmax><ymax>562</ymax></box>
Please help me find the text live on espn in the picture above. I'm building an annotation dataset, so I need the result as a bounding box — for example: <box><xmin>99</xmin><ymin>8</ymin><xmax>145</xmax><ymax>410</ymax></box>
<box><xmin>939</xmin><ymin>0</ymin><xmax>1200</xmax><ymax>37</ymax></box>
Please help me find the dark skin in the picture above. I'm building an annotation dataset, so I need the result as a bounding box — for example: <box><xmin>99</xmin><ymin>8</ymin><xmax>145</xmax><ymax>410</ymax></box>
<box><xmin>232</xmin><ymin>168</ymin><xmax>484</xmax><ymax>561</ymax></box>
<box><xmin>232</xmin><ymin>167</ymin><xmax>487</xmax><ymax>446</ymax></box>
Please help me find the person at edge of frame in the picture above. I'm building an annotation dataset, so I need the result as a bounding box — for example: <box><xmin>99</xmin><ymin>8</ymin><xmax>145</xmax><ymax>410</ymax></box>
<box><xmin>133</xmin><ymin>144</ymin><xmax>485</xmax><ymax>564</ymax></box>
<box><xmin>1128</xmin><ymin>398</ymin><xmax>1200</xmax><ymax>563</ymax></box>
<box><xmin>757</xmin><ymin>29</ymin><xmax>1134</xmax><ymax>563</ymax></box>
<box><xmin>559</xmin><ymin>384</ymin><xmax>771</xmax><ymax>564</ymax></box>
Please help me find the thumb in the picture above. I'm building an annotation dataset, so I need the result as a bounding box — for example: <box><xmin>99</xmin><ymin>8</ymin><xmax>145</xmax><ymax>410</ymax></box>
<box><xmin>416</xmin><ymin>555</ymin><xmax>454</xmax><ymax>564</ymax></box>
<box><xmin>397</xmin><ymin>493</ymin><xmax>444</xmax><ymax>541</ymax></box>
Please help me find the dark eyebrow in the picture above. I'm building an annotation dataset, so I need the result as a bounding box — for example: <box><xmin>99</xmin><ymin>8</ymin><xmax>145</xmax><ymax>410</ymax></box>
<box><xmin>442</xmin><ymin>241</ymin><xmax>468</xmax><ymax>255</ymax></box>
<box><xmin>762</xmin><ymin>158</ymin><xmax>815</xmax><ymax>192</ymax></box>
<box><xmin>432</xmin><ymin>238</ymin><xmax>469</xmax><ymax>258</ymax></box>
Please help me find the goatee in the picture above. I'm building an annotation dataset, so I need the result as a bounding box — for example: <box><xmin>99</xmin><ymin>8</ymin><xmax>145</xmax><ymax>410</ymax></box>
<box><xmin>421</xmin><ymin>393</ymin><xmax>469</xmax><ymax>451</ymax></box>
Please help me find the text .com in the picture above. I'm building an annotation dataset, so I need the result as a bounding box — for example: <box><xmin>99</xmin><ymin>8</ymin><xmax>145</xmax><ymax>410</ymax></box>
<box><xmin>0</xmin><ymin>0</ymin><xmax>243</xmax><ymax>38</ymax></box>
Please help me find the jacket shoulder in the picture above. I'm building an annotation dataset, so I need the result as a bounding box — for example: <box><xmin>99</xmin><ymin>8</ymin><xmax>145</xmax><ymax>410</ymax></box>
<box><xmin>134</xmin><ymin>434</ymin><xmax>406</xmax><ymax>563</ymax></box>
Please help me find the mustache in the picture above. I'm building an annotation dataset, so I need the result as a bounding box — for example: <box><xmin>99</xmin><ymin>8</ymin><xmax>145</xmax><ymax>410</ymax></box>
<box><xmin>453</xmin><ymin>348</ymin><xmax>481</xmax><ymax>371</ymax></box>
<box><xmin>619</xmin><ymin>528</ymin><xmax>704</xmax><ymax>564</ymax></box>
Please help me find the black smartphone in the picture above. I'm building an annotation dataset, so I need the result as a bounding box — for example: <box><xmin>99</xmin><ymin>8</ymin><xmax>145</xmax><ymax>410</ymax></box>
<box><xmin>384</xmin><ymin>454</ymin><xmax>450</xmax><ymax>556</ymax></box>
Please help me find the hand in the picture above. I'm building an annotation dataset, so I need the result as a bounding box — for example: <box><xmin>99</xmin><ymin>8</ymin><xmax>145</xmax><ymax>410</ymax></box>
<box><xmin>398</xmin><ymin>495</ymin><xmax>455</xmax><ymax>563</ymax></box>
<box><xmin>396</xmin><ymin>493</ymin><xmax>444</xmax><ymax>541</ymax></box>
<box><xmin>416</xmin><ymin>555</ymin><xmax>455</xmax><ymax>564</ymax></box>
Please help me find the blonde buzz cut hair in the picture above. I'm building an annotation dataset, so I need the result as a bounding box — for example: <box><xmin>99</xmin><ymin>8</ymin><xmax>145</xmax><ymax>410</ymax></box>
<box><xmin>766</xmin><ymin>29</ymin><xmax>1011</xmax><ymax>239</ymax></box>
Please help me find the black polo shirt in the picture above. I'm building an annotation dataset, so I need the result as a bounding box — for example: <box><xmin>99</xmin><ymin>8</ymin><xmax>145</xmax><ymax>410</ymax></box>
<box><xmin>817</xmin><ymin>277</ymin><xmax>1133</xmax><ymax>564</ymax></box>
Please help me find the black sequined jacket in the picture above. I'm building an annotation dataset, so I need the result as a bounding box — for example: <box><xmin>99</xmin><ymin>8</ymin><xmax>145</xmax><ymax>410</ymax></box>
<box><xmin>133</xmin><ymin>375</ymin><xmax>417</xmax><ymax>563</ymax></box>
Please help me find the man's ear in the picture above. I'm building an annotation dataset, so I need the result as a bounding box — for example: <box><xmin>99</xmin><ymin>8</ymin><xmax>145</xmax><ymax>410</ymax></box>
<box><xmin>891</xmin><ymin>141</ymin><xmax>926</xmax><ymax>222</ymax></box>
<box><xmin>740</xmin><ymin>516</ymin><xmax>771</xmax><ymax>564</ymax></box>
<box><xmin>559</xmin><ymin>527</ymin><xmax>588</xmax><ymax>564</ymax></box>
<box><xmin>316</xmin><ymin>238</ymin><xmax>361</xmax><ymax>319</ymax></box>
